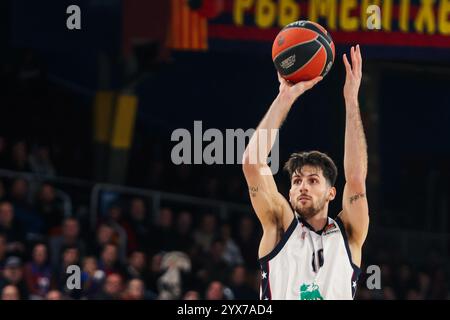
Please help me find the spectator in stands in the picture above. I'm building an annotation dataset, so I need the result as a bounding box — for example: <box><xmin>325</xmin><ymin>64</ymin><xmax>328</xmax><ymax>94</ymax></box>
<box><xmin>417</xmin><ymin>272</ymin><xmax>432</xmax><ymax>299</ymax></box>
<box><xmin>127</xmin><ymin>197</ymin><xmax>151</xmax><ymax>252</ymax></box>
<box><xmin>24</xmin><ymin>243</ymin><xmax>53</xmax><ymax>299</ymax></box>
<box><xmin>381</xmin><ymin>285</ymin><xmax>399</xmax><ymax>300</ymax></box>
<box><xmin>228</xmin><ymin>265</ymin><xmax>258</xmax><ymax>300</ymax></box>
<box><xmin>193</xmin><ymin>213</ymin><xmax>217</xmax><ymax>253</ymax></box>
<box><xmin>97</xmin><ymin>243</ymin><xmax>125</xmax><ymax>277</ymax></box>
<box><xmin>1</xmin><ymin>284</ymin><xmax>20</xmax><ymax>300</ymax></box>
<box><xmin>125</xmin><ymin>250</ymin><xmax>147</xmax><ymax>280</ymax></box>
<box><xmin>56</xmin><ymin>245</ymin><xmax>81</xmax><ymax>299</ymax></box>
<box><xmin>183</xmin><ymin>290</ymin><xmax>200</xmax><ymax>300</ymax></box>
<box><xmin>81</xmin><ymin>256</ymin><xmax>104</xmax><ymax>299</ymax></box>
<box><xmin>0</xmin><ymin>233</ymin><xmax>7</xmax><ymax>270</ymax></box>
<box><xmin>235</xmin><ymin>216</ymin><xmax>259</xmax><ymax>270</ymax></box>
<box><xmin>406</xmin><ymin>288</ymin><xmax>422</xmax><ymax>300</ymax></box>
<box><xmin>49</xmin><ymin>217</ymin><xmax>85</xmax><ymax>269</ymax></box>
<box><xmin>145</xmin><ymin>253</ymin><xmax>163</xmax><ymax>295</ymax></box>
<box><xmin>173</xmin><ymin>210</ymin><xmax>194</xmax><ymax>253</ymax></box>
<box><xmin>8</xmin><ymin>178</ymin><xmax>42</xmax><ymax>235</ymax></box>
<box><xmin>35</xmin><ymin>183</ymin><xmax>64</xmax><ymax>235</ymax></box>
<box><xmin>0</xmin><ymin>201</ymin><xmax>25</xmax><ymax>253</ymax></box>
<box><xmin>122</xmin><ymin>278</ymin><xmax>146</xmax><ymax>300</ymax></box>
<box><xmin>60</xmin><ymin>246</ymin><xmax>80</xmax><ymax>270</ymax></box>
<box><xmin>103</xmin><ymin>204</ymin><xmax>130</xmax><ymax>262</ymax></box>
<box><xmin>89</xmin><ymin>222</ymin><xmax>125</xmax><ymax>263</ymax></box>
<box><xmin>197</xmin><ymin>238</ymin><xmax>230</xmax><ymax>286</ymax></box>
<box><xmin>205</xmin><ymin>281</ymin><xmax>224</xmax><ymax>300</ymax></box>
<box><xmin>0</xmin><ymin>256</ymin><xmax>29</xmax><ymax>299</ymax></box>
<box><xmin>9</xmin><ymin>141</ymin><xmax>30</xmax><ymax>172</ymax></box>
<box><xmin>9</xmin><ymin>177</ymin><xmax>30</xmax><ymax>207</ymax></box>
<box><xmin>28</xmin><ymin>145</ymin><xmax>56</xmax><ymax>177</ymax></box>
<box><xmin>94</xmin><ymin>273</ymin><xmax>123</xmax><ymax>300</ymax></box>
<box><xmin>149</xmin><ymin>207</ymin><xmax>176</xmax><ymax>254</ymax></box>
<box><xmin>220</xmin><ymin>223</ymin><xmax>243</xmax><ymax>267</ymax></box>
<box><xmin>46</xmin><ymin>289</ymin><xmax>64</xmax><ymax>300</ymax></box>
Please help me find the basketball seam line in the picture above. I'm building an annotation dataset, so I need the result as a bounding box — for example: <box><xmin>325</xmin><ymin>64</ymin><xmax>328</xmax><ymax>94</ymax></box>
<box><xmin>303</xmin><ymin>25</ymin><xmax>332</xmax><ymax>44</ymax></box>
<box><xmin>273</xmin><ymin>36</ymin><xmax>319</xmax><ymax>66</ymax></box>
<box><xmin>317</xmin><ymin>38</ymin><xmax>328</xmax><ymax>76</ymax></box>
<box><xmin>316</xmin><ymin>36</ymin><xmax>333</xmax><ymax>76</ymax></box>
<box><xmin>283</xmin><ymin>26</ymin><xmax>332</xmax><ymax>45</ymax></box>
<box><xmin>278</xmin><ymin>37</ymin><xmax>324</xmax><ymax>78</ymax></box>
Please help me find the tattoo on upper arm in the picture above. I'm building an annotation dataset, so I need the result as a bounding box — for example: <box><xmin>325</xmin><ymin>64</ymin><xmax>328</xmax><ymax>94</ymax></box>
<box><xmin>249</xmin><ymin>186</ymin><xmax>258</xmax><ymax>197</ymax></box>
<box><xmin>349</xmin><ymin>193</ymin><xmax>365</xmax><ymax>204</ymax></box>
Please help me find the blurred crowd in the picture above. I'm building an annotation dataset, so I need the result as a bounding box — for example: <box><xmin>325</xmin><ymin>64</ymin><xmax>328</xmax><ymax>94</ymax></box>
<box><xmin>0</xmin><ymin>137</ymin><xmax>449</xmax><ymax>300</ymax></box>
<box><xmin>357</xmin><ymin>246</ymin><xmax>450</xmax><ymax>300</ymax></box>
<box><xmin>0</xmin><ymin>197</ymin><xmax>261</xmax><ymax>300</ymax></box>
<box><xmin>0</xmin><ymin>137</ymin><xmax>261</xmax><ymax>300</ymax></box>
<box><xmin>0</xmin><ymin>181</ymin><xmax>262</xmax><ymax>300</ymax></box>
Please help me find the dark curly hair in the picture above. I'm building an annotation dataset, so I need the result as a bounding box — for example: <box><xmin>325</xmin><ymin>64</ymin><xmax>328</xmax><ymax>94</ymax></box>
<box><xmin>283</xmin><ymin>151</ymin><xmax>338</xmax><ymax>186</ymax></box>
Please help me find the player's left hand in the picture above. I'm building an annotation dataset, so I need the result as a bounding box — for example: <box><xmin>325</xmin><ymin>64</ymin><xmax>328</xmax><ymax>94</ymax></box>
<box><xmin>343</xmin><ymin>45</ymin><xmax>362</xmax><ymax>102</ymax></box>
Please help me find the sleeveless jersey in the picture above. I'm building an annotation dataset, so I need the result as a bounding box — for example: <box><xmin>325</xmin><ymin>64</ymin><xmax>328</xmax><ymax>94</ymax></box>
<box><xmin>259</xmin><ymin>214</ymin><xmax>361</xmax><ymax>300</ymax></box>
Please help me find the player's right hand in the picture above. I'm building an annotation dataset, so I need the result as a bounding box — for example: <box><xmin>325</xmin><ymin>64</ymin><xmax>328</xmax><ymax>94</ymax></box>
<box><xmin>277</xmin><ymin>73</ymin><xmax>322</xmax><ymax>104</ymax></box>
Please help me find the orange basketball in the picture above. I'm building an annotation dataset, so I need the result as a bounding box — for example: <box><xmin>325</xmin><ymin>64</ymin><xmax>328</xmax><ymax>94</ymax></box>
<box><xmin>272</xmin><ymin>21</ymin><xmax>335</xmax><ymax>83</ymax></box>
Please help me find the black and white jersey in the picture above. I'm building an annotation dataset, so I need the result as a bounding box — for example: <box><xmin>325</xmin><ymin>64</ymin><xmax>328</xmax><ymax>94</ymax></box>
<box><xmin>259</xmin><ymin>215</ymin><xmax>361</xmax><ymax>300</ymax></box>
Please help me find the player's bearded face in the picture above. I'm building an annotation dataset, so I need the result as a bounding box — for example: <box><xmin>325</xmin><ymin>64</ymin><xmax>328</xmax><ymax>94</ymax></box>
<box><xmin>293</xmin><ymin>191</ymin><xmax>328</xmax><ymax>219</ymax></box>
<box><xmin>289</xmin><ymin>166</ymin><xmax>332</xmax><ymax>219</ymax></box>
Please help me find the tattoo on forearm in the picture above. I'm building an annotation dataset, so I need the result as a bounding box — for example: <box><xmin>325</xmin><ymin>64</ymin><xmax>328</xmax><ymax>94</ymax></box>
<box><xmin>349</xmin><ymin>193</ymin><xmax>365</xmax><ymax>204</ymax></box>
<box><xmin>249</xmin><ymin>186</ymin><xmax>258</xmax><ymax>197</ymax></box>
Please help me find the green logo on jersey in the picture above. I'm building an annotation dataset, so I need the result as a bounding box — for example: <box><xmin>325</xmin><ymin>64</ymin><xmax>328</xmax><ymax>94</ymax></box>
<box><xmin>300</xmin><ymin>283</ymin><xmax>324</xmax><ymax>300</ymax></box>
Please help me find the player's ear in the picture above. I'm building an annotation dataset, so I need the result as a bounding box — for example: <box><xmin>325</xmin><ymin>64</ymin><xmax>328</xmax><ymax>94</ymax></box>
<box><xmin>328</xmin><ymin>187</ymin><xmax>336</xmax><ymax>201</ymax></box>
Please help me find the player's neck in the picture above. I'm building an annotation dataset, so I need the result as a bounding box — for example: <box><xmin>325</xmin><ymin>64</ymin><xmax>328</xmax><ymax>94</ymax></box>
<box><xmin>305</xmin><ymin>213</ymin><xmax>328</xmax><ymax>232</ymax></box>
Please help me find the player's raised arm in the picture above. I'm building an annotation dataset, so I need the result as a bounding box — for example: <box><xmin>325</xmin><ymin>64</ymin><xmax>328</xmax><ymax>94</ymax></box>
<box><xmin>338</xmin><ymin>45</ymin><xmax>369</xmax><ymax>265</ymax></box>
<box><xmin>242</xmin><ymin>74</ymin><xmax>322</xmax><ymax>232</ymax></box>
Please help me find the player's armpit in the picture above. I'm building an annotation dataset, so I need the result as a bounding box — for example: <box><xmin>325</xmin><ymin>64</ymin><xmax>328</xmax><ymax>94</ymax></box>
<box><xmin>338</xmin><ymin>182</ymin><xmax>370</xmax><ymax>248</ymax></box>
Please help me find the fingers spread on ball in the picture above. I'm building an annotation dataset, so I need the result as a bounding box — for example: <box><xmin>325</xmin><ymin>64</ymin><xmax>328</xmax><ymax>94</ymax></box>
<box><xmin>278</xmin><ymin>72</ymin><xmax>292</xmax><ymax>87</ymax></box>
<box><xmin>309</xmin><ymin>76</ymin><xmax>323</xmax><ymax>87</ymax></box>
<box><xmin>294</xmin><ymin>76</ymin><xmax>322</xmax><ymax>93</ymax></box>
<box><xmin>277</xmin><ymin>72</ymin><xmax>284</xmax><ymax>83</ymax></box>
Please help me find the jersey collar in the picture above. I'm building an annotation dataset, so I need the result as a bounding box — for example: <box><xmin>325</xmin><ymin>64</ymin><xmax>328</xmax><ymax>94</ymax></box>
<box><xmin>297</xmin><ymin>214</ymin><xmax>330</xmax><ymax>235</ymax></box>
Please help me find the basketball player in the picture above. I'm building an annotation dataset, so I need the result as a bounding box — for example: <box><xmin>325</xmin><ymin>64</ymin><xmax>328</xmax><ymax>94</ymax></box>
<box><xmin>242</xmin><ymin>45</ymin><xmax>368</xmax><ymax>300</ymax></box>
